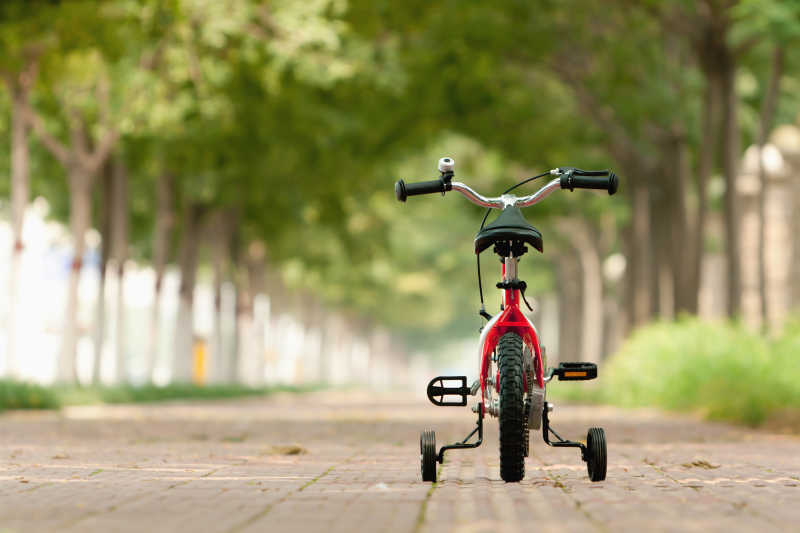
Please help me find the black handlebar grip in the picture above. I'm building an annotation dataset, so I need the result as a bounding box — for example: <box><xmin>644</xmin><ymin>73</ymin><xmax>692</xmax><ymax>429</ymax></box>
<box><xmin>608</xmin><ymin>172</ymin><xmax>619</xmax><ymax>195</ymax></box>
<box><xmin>394</xmin><ymin>178</ymin><xmax>447</xmax><ymax>202</ymax></box>
<box><xmin>573</xmin><ymin>169</ymin><xmax>608</xmax><ymax>176</ymax></box>
<box><xmin>561</xmin><ymin>172</ymin><xmax>619</xmax><ymax>195</ymax></box>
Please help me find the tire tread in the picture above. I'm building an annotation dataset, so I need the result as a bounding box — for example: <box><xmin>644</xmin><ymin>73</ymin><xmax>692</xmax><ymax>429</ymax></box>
<box><xmin>587</xmin><ymin>427</ymin><xmax>607</xmax><ymax>482</ymax></box>
<box><xmin>498</xmin><ymin>332</ymin><xmax>525</xmax><ymax>482</ymax></box>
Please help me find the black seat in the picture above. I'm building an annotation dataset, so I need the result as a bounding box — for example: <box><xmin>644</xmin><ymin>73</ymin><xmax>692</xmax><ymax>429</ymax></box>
<box><xmin>474</xmin><ymin>206</ymin><xmax>543</xmax><ymax>254</ymax></box>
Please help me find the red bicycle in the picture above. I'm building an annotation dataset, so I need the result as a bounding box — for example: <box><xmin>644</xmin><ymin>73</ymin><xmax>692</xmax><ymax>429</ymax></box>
<box><xmin>395</xmin><ymin>157</ymin><xmax>619</xmax><ymax>483</ymax></box>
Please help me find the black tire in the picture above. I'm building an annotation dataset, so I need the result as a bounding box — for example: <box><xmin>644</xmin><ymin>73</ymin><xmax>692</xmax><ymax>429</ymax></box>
<box><xmin>420</xmin><ymin>429</ymin><xmax>437</xmax><ymax>482</ymax></box>
<box><xmin>498</xmin><ymin>332</ymin><xmax>525</xmax><ymax>482</ymax></box>
<box><xmin>586</xmin><ymin>427</ymin><xmax>607</xmax><ymax>482</ymax></box>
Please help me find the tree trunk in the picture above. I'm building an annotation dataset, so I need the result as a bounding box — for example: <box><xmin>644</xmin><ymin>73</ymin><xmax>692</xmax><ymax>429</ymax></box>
<box><xmin>110</xmin><ymin>154</ymin><xmax>129</xmax><ymax>383</ymax></box>
<box><xmin>756</xmin><ymin>46</ymin><xmax>785</xmax><ymax>330</ymax></box>
<box><xmin>562</xmin><ymin>220</ymin><xmax>604</xmax><ymax>363</ymax></box>
<box><xmin>59</xmin><ymin>169</ymin><xmax>93</xmax><ymax>382</ymax></box>
<box><xmin>311</xmin><ymin>300</ymin><xmax>329</xmax><ymax>384</ymax></box>
<box><xmin>245</xmin><ymin>242</ymin><xmax>267</xmax><ymax>385</ymax></box>
<box><xmin>669</xmin><ymin>131</ymin><xmax>694</xmax><ymax>315</ymax></box>
<box><xmin>173</xmin><ymin>204</ymin><xmax>203</xmax><ymax>383</ymax></box>
<box><xmin>92</xmin><ymin>162</ymin><xmax>113</xmax><ymax>384</ymax></box>
<box><xmin>93</xmin><ymin>258</ymin><xmax>108</xmax><ymax>384</ymax></box>
<box><xmin>577</xmin><ymin>232</ymin><xmax>604</xmax><ymax>363</ymax></box>
<box><xmin>208</xmin><ymin>210</ymin><xmax>234</xmax><ymax>383</ymax></box>
<box><xmin>555</xmin><ymin>250</ymin><xmax>582</xmax><ymax>363</ymax></box>
<box><xmin>688</xmin><ymin>76</ymin><xmax>720</xmax><ymax>315</ymax></box>
<box><xmin>112</xmin><ymin>261</ymin><xmax>126</xmax><ymax>383</ymax></box>
<box><xmin>299</xmin><ymin>293</ymin><xmax>325</xmax><ymax>384</ymax></box>
<box><xmin>6</xmin><ymin>83</ymin><xmax>31</xmax><ymax>379</ymax></box>
<box><xmin>264</xmin><ymin>271</ymin><xmax>286</xmax><ymax>384</ymax></box>
<box><xmin>719</xmin><ymin>53</ymin><xmax>742</xmax><ymax>317</ymax></box>
<box><xmin>227</xmin><ymin>228</ymin><xmax>245</xmax><ymax>383</ymax></box>
<box><xmin>628</xmin><ymin>181</ymin><xmax>652</xmax><ymax>328</ymax></box>
<box><xmin>211</xmin><ymin>254</ymin><xmax>224</xmax><ymax>383</ymax></box>
<box><xmin>231</xmin><ymin>242</ymin><xmax>258</xmax><ymax>385</ymax></box>
<box><xmin>648</xmin><ymin>183</ymin><xmax>666</xmax><ymax>317</ymax></box>
<box><xmin>289</xmin><ymin>292</ymin><xmax>310</xmax><ymax>383</ymax></box>
<box><xmin>148</xmin><ymin>173</ymin><xmax>174</xmax><ymax>382</ymax></box>
<box><xmin>233</xmin><ymin>278</ymin><xmax>252</xmax><ymax>385</ymax></box>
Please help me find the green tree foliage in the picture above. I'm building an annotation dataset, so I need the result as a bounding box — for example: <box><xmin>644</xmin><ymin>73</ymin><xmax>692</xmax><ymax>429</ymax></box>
<box><xmin>2</xmin><ymin>0</ymin><xmax>797</xmax><ymax>355</ymax></box>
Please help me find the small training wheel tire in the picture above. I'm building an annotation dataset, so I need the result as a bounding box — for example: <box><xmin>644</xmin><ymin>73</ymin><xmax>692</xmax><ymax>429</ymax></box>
<box><xmin>586</xmin><ymin>427</ymin><xmax>607</xmax><ymax>482</ymax></box>
<box><xmin>420</xmin><ymin>429</ymin><xmax>437</xmax><ymax>482</ymax></box>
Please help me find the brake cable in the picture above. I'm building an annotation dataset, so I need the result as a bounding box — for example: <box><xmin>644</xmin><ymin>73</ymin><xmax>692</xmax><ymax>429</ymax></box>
<box><xmin>477</xmin><ymin>171</ymin><xmax>551</xmax><ymax>320</ymax></box>
<box><xmin>478</xmin><ymin>171</ymin><xmax>552</xmax><ymax>231</ymax></box>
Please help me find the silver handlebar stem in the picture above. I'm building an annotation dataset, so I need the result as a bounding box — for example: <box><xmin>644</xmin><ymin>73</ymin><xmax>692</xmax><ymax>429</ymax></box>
<box><xmin>449</xmin><ymin>177</ymin><xmax>562</xmax><ymax>209</ymax></box>
<box><xmin>449</xmin><ymin>182</ymin><xmax>505</xmax><ymax>208</ymax></box>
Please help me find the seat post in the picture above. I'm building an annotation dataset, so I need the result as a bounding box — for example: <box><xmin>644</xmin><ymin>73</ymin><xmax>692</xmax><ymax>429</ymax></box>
<box><xmin>504</xmin><ymin>250</ymin><xmax>518</xmax><ymax>282</ymax></box>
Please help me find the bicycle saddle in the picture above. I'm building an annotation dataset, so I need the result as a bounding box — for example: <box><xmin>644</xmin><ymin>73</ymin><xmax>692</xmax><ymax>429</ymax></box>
<box><xmin>474</xmin><ymin>206</ymin><xmax>543</xmax><ymax>254</ymax></box>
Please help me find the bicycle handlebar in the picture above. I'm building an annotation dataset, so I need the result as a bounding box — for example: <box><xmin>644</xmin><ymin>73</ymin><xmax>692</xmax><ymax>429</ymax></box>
<box><xmin>394</xmin><ymin>160</ymin><xmax>620</xmax><ymax>207</ymax></box>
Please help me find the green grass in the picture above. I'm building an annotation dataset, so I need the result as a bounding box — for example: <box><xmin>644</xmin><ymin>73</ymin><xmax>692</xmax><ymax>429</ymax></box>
<box><xmin>0</xmin><ymin>380</ymin><xmax>60</xmax><ymax>410</ymax></box>
<box><xmin>57</xmin><ymin>382</ymin><xmax>322</xmax><ymax>406</ymax></box>
<box><xmin>0</xmin><ymin>381</ymin><xmax>324</xmax><ymax>411</ymax></box>
<box><xmin>549</xmin><ymin>317</ymin><xmax>800</xmax><ymax>427</ymax></box>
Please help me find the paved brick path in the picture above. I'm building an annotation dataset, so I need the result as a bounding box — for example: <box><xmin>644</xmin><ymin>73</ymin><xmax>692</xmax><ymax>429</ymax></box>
<box><xmin>0</xmin><ymin>391</ymin><xmax>798</xmax><ymax>532</ymax></box>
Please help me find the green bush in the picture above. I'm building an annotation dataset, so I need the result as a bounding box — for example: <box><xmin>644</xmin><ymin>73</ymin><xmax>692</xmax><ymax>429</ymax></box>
<box><xmin>770</xmin><ymin>319</ymin><xmax>800</xmax><ymax>409</ymax></box>
<box><xmin>551</xmin><ymin>318</ymin><xmax>800</xmax><ymax>426</ymax></box>
<box><xmin>0</xmin><ymin>380</ymin><xmax>61</xmax><ymax>410</ymax></box>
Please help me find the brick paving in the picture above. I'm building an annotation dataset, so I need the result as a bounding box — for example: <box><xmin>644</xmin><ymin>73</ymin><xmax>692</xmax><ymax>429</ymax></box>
<box><xmin>0</xmin><ymin>391</ymin><xmax>798</xmax><ymax>532</ymax></box>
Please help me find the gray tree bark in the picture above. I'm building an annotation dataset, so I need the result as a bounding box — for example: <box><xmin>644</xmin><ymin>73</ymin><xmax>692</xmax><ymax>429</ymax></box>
<box><xmin>110</xmin><ymin>154</ymin><xmax>129</xmax><ymax>383</ymax></box>
<box><xmin>92</xmin><ymin>162</ymin><xmax>113</xmax><ymax>384</ymax></box>
<box><xmin>560</xmin><ymin>220</ymin><xmax>604</xmax><ymax>363</ymax></box>
<box><xmin>208</xmin><ymin>210</ymin><xmax>235</xmax><ymax>383</ymax></box>
<box><xmin>555</xmin><ymin>250</ymin><xmax>582</xmax><ymax>363</ymax></box>
<box><xmin>720</xmin><ymin>56</ymin><xmax>742</xmax><ymax>317</ymax></box>
<box><xmin>173</xmin><ymin>204</ymin><xmax>204</xmax><ymax>383</ymax></box>
<box><xmin>59</xmin><ymin>169</ymin><xmax>93</xmax><ymax>382</ymax></box>
<box><xmin>246</xmin><ymin>242</ymin><xmax>267</xmax><ymax>385</ymax></box>
<box><xmin>148</xmin><ymin>173</ymin><xmax>174</xmax><ymax>382</ymax></box>
<box><xmin>630</xmin><ymin>182</ymin><xmax>652</xmax><ymax>327</ymax></box>
<box><xmin>687</xmin><ymin>76</ymin><xmax>720</xmax><ymax>315</ymax></box>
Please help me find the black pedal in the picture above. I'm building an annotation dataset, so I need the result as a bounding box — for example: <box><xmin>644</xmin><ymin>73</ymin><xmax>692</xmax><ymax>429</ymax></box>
<box><xmin>553</xmin><ymin>362</ymin><xmax>597</xmax><ymax>381</ymax></box>
<box><xmin>426</xmin><ymin>376</ymin><xmax>469</xmax><ymax>406</ymax></box>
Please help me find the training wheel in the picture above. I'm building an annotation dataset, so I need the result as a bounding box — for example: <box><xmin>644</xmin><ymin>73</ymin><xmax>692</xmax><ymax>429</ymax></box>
<box><xmin>420</xmin><ymin>429</ymin><xmax>437</xmax><ymax>482</ymax></box>
<box><xmin>586</xmin><ymin>427</ymin><xmax>607</xmax><ymax>482</ymax></box>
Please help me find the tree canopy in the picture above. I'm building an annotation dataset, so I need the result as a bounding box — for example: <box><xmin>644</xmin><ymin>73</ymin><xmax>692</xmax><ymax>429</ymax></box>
<box><xmin>2</xmin><ymin>0</ymin><xmax>799</xmax><ymax>357</ymax></box>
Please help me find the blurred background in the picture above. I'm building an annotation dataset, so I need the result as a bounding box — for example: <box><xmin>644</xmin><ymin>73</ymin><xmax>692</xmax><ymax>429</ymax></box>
<box><xmin>0</xmin><ymin>1</ymin><xmax>799</xmax><ymax>425</ymax></box>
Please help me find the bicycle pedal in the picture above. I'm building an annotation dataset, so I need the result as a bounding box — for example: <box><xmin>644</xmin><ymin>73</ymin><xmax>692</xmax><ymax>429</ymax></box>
<box><xmin>426</xmin><ymin>376</ymin><xmax>469</xmax><ymax>406</ymax></box>
<box><xmin>553</xmin><ymin>362</ymin><xmax>597</xmax><ymax>381</ymax></box>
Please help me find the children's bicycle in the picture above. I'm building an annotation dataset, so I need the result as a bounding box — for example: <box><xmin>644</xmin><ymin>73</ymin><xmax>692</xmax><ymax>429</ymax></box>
<box><xmin>395</xmin><ymin>157</ymin><xmax>619</xmax><ymax>483</ymax></box>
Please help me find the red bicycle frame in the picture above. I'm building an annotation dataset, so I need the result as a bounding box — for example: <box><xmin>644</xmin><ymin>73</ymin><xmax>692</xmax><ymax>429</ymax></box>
<box><xmin>407</xmin><ymin>158</ymin><xmax>617</xmax><ymax>483</ymax></box>
<box><xmin>478</xmin><ymin>259</ymin><xmax>544</xmax><ymax>415</ymax></box>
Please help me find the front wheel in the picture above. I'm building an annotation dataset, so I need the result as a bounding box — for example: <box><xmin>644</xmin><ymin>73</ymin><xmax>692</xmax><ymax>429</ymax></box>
<box><xmin>498</xmin><ymin>332</ymin><xmax>526</xmax><ymax>482</ymax></box>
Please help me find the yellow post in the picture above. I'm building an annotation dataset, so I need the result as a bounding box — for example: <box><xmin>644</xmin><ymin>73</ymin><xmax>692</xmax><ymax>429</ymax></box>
<box><xmin>193</xmin><ymin>337</ymin><xmax>207</xmax><ymax>385</ymax></box>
